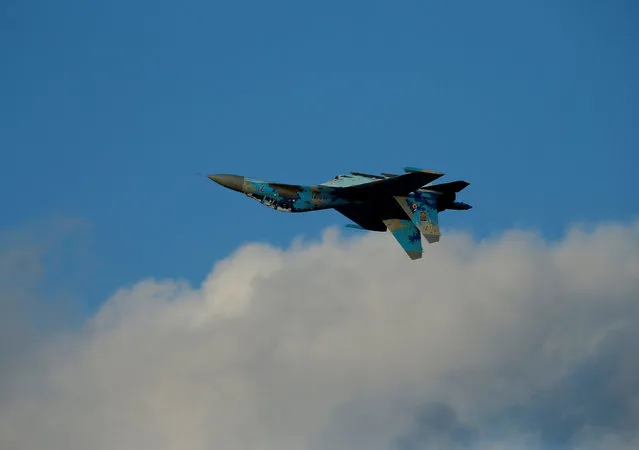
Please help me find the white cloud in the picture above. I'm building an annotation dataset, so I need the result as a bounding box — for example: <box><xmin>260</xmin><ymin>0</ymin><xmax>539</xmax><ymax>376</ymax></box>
<box><xmin>1</xmin><ymin>220</ymin><xmax>638</xmax><ymax>450</ymax></box>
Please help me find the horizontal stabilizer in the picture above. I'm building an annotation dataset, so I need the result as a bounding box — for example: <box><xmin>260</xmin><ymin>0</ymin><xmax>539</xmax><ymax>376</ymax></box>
<box><xmin>421</xmin><ymin>180</ymin><xmax>470</xmax><ymax>193</ymax></box>
<box><xmin>449</xmin><ymin>202</ymin><xmax>472</xmax><ymax>210</ymax></box>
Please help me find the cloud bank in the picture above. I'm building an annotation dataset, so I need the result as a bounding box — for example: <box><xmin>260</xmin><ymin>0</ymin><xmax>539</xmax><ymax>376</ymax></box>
<box><xmin>1</xmin><ymin>220</ymin><xmax>638</xmax><ymax>450</ymax></box>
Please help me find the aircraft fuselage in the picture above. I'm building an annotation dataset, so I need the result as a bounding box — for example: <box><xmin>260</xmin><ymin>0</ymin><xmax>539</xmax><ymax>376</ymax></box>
<box><xmin>208</xmin><ymin>174</ymin><xmax>353</xmax><ymax>212</ymax></box>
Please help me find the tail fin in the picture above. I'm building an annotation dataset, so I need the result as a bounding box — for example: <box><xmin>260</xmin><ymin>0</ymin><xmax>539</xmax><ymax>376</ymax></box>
<box><xmin>383</xmin><ymin>219</ymin><xmax>423</xmax><ymax>259</ymax></box>
<box><xmin>394</xmin><ymin>193</ymin><xmax>440</xmax><ymax>243</ymax></box>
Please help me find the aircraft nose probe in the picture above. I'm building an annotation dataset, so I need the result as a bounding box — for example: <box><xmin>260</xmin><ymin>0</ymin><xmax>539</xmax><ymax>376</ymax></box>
<box><xmin>207</xmin><ymin>174</ymin><xmax>245</xmax><ymax>193</ymax></box>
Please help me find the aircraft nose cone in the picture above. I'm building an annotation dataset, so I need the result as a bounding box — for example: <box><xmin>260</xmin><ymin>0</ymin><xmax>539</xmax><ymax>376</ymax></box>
<box><xmin>207</xmin><ymin>174</ymin><xmax>245</xmax><ymax>192</ymax></box>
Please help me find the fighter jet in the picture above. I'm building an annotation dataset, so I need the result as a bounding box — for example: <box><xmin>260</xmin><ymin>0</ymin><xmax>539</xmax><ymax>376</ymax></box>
<box><xmin>207</xmin><ymin>167</ymin><xmax>471</xmax><ymax>260</ymax></box>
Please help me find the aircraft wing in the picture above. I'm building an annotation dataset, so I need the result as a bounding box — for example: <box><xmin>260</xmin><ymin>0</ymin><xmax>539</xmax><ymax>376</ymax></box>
<box><xmin>339</xmin><ymin>167</ymin><xmax>445</xmax><ymax>198</ymax></box>
<box><xmin>334</xmin><ymin>205</ymin><xmax>387</xmax><ymax>231</ymax></box>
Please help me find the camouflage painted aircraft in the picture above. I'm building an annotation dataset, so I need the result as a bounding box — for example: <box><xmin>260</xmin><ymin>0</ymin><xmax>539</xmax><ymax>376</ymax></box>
<box><xmin>207</xmin><ymin>167</ymin><xmax>471</xmax><ymax>260</ymax></box>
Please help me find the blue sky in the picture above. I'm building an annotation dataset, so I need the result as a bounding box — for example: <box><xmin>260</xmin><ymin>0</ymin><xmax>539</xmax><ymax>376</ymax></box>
<box><xmin>2</xmin><ymin>0</ymin><xmax>637</xmax><ymax>309</ymax></box>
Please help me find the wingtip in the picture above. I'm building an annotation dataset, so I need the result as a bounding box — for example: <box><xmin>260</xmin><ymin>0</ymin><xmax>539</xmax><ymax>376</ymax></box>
<box><xmin>403</xmin><ymin>167</ymin><xmax>445</xmax><ymax>176</ymax></box>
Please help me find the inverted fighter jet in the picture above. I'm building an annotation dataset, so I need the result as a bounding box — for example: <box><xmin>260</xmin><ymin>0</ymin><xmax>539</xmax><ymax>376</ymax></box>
<box><xmin>207</xmin><ymin>167</ymin><xmax>471</xmax><ymax>260</ymax></box>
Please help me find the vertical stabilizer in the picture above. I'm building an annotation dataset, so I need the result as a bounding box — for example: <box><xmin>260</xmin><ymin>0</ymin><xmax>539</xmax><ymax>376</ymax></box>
<box><xmin>383</xmin><ymin>219</ymin><xmax>423</xmax><ymax>259</ymax></box>
<box><xmin>394</xmin><ymin>193</ymin><xmax>441</xmax><ymax>243</ymax></box>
